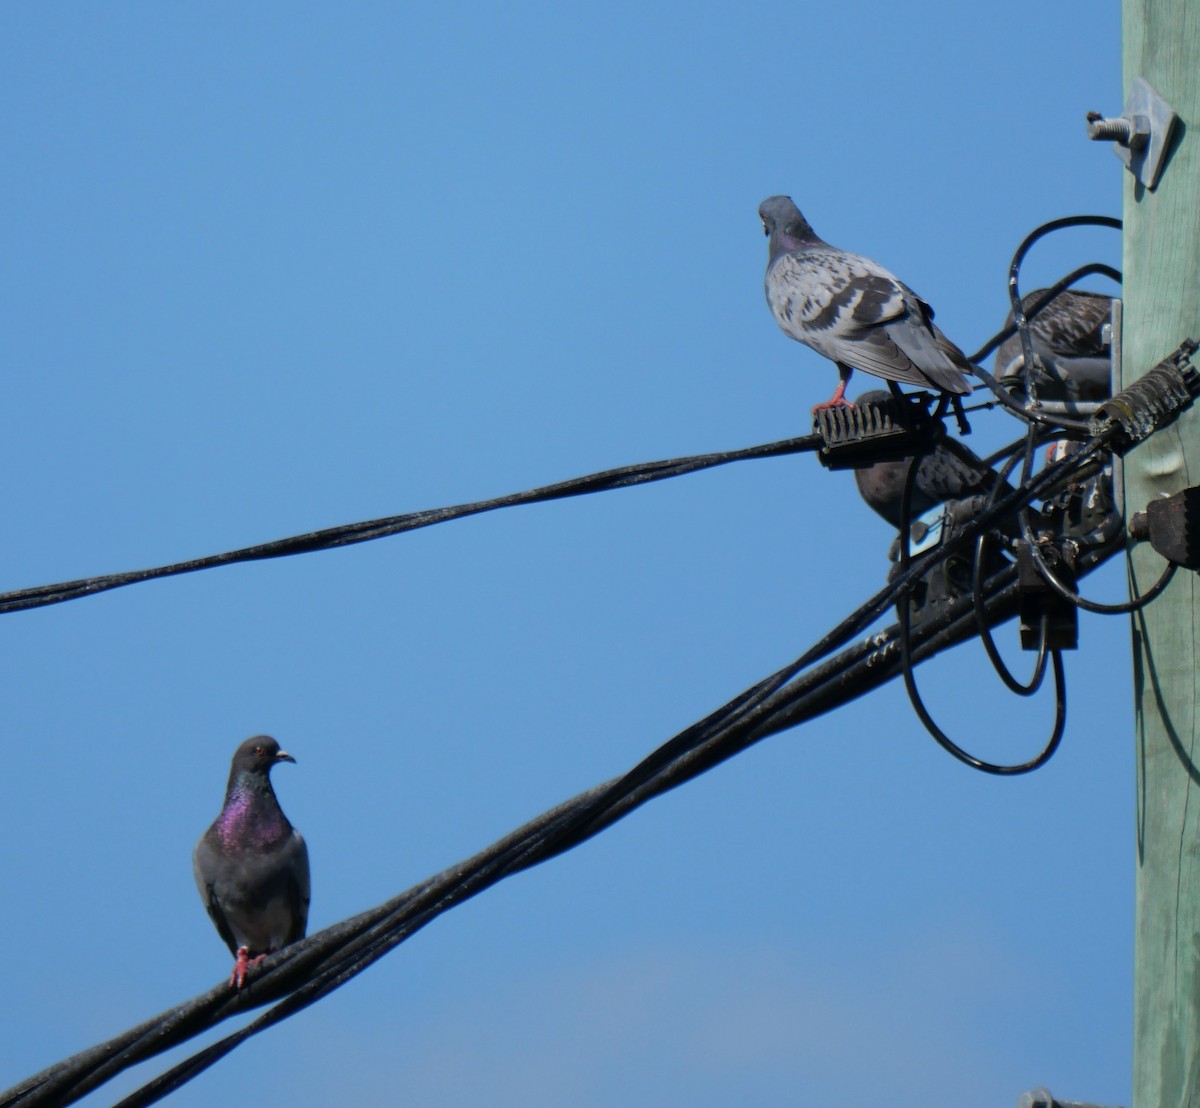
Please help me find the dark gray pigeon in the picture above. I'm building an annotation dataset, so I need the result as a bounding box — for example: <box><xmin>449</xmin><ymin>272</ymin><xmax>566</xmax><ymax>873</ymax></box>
<box><xmin>759</xmin><ymin>196</ymin><xmax>975</xmax><ymax>409</ymax></box>
<box><xmin>851</xmin><ymin>391</ymin><xmax>1013</xmax><ymax>528</ymax></box>
<box><xmin>194</xmin><ymin>735</ymin><xmax>310</xmax><ymax>988</ymax></box>
<box><xmin>995</xmin><ymin>288</ymin><xmax>1113</xmax><ymax>401</ymax></box>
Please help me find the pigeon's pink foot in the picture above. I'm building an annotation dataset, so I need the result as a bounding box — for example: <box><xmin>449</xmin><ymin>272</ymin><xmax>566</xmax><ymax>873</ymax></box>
<box><xmin>230</xmin><ymin>948</ymin><xmax>272</xmax><ymax>988</ymax></box>
<box><xmin>230</xmin><ymin>947</ymin><xmax>252</xmax><ymax>989</ymax></box>
<box><xmin>811</xmin><ymin>373</ymin><xmax>854</xmax><ymax>413</ymax></box>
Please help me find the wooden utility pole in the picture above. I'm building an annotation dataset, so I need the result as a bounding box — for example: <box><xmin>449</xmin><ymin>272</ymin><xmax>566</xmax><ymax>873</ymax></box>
<box><xmin>1124</xmin><ymin>2</ymin><xmax>1200</xmax><ymax>1105</ymax></box>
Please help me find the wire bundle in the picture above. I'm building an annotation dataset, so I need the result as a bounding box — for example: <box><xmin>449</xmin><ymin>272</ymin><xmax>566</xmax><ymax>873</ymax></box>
<box><xmin>9</xmin><ymin>214</ymin><xmax>1198</xmax><ymax>1107</ymax></box>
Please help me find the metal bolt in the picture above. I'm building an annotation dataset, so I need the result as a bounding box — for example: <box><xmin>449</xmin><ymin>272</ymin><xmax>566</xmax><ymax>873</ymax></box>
<box><xmin>1086</xmin><ymin>111</ymin><xmax>1150</xmax><ymax>148</ymax></box>
<box><xmin>1087</xmin><ymin>113</ymin><xmax>1131</xmax><ymax>142</ymax></box>
<box><xmin>1085</xmin><ymin>79</ymin><xmax>1176</xmax><ymax>189</ymax></box>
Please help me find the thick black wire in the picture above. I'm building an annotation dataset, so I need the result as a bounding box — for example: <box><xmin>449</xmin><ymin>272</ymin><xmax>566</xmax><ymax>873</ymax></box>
<box><xmin>2</xmin><ymin>436</ymin><xmax>1119</xmax><ymax>1108</ymax></box>
<box><xmin>967</xmin><ymin>260</ymin><xmax>1123</xmax><ymax>366</ymax></box>
<box><xmin>1008</xmin><ymin>360</ymin><xmax>1178</xmax><ymax>618</ymax></box>
<box><xmin>0</xmin><ymin>224</ymin><xmax>1124</xmax><ymax>621</ymax></box>
<box><xmin>962</xmin><ymin>217</ymin><xmax>1122</xmax><ymax>430</ymax></box>
<box><xmin>0</xmin><ymin>435</ymin><xmax>820</xmax><ymax>615</ymax></box>
<box><xmin>900</xmin><ymin>604</ymin><xmax>1067</xmax><ymax>775</ymax></box>
<box><xmin>893</xmin><ymin>444</ymin><xmax>1067</xmax><ymax>773</ymax></box>
<box><xmin>0</xmin><ymin>214</ymin><xmax>1177</xmax><ymax>1106</ymax></box>
<box><xmin>112</xmin><ymin>520</ymin><xmax>1127</xmax><ymax>1107</ymax></box>
<box><xmin>1006</xmin><ymin>215</ymin><xmax>1123</xmax><ymax>430</ymax></box>
<box><xmin>973</xmin><ymin>532</ymin><xmax>1049</xmax><ymax>696</ymax></box>
<box><xmin>1016</xmin><ymin>506</ymin><xmax>1178</xmax><ymax>614</ymax></box>
<box><xmin>0</xmin><ymin>235</ymin><xmax>1125</xmax><ymax>625</ymax></box>
<box><xmin>20</xmin><ymin>564</ymin><xmax>1087</xmax><ymax>1108</ymax></box>
<box><xmin>578</xmin><ymin>436</ymin><xmax>1110</xmax><ymax>816</ymax></box>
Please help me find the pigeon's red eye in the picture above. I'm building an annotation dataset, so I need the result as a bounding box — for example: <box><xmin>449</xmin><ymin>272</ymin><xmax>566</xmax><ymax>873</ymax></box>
<box><xmin>255</xmin><ymin>745</ymin><xmax>266</xmax><ymax>756</ymax></box>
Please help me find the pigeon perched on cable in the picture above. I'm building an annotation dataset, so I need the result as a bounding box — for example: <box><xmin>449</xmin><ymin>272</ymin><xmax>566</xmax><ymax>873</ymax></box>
<box><xmin>759</xmin><ymin>196</ymin><xmax>975</xmax><ymax>410</ymax></box>
<box><xmin>995</xmin><ymin>288</ymin><xmax>1114</xmax><ymax>402</ymax></box>
<box><xmin>850</xmin><ymin>391</ymin><xmax>1014</xmax><ymax>528</ymax></box>
<box><xmin>194</xmin><ymin>735</ymin><xmax>310</xmax><ymax>989</ymax></box>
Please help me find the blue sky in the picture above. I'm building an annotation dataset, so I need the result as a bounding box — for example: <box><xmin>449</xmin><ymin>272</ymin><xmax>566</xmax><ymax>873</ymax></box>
<box><xmin>1</xmin><ymin>4</ymin><xmax>1129</xmax><ymax>1105</ymax></box>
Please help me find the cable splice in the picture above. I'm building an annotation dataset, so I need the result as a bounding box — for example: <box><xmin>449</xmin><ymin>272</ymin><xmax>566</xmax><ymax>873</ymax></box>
<box><xmin>1089</xmin><ymin>338</ymin><xmax>1200</xmax><ymax>453</ymax></box>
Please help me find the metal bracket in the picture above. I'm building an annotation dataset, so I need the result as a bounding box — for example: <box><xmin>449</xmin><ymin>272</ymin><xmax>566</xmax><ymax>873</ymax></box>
<box><xmin>1086</xmin><ymin>76</ymin><xmax>1178</xmax><ymax>190</ymax></box>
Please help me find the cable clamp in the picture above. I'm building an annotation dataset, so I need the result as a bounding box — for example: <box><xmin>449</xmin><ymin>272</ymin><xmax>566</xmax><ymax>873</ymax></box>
<box><xmin>814</xmin><ymin>392</ymin><xmax>944</xmax><ymax>471</ymax></box>
<box><xmin>1088</xmin><ymin>338</ymin><xmax>1200</xmax><ymax>453</ymax></box>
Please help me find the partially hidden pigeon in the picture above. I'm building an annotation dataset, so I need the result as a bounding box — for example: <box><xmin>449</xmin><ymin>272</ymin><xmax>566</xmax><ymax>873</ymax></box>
<box><xmin>851</xmin><ymin>391</ymin><xmax>1014</xmax><ymax>529</ymax></box>
<box><xmin>759</xmin><ymin>196</ymin><xmax>975</xmax><ymax>409</ymax></box>
<box><xmin>994</xmin><ymin>288</ymin><xmax>1113</xmax><ymax>402</ymax></box>
<box><xmin>194</xmin><ymin>735</ymin><xmax>310</xmax><ymax>988</ymax></box>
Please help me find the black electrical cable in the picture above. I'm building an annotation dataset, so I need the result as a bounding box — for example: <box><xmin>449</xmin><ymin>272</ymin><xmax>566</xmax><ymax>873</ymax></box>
<box><xmin>2</xmin><ymin>432</ymin><xmax>1121</xmax><ymax>1108</ymax></box>
<box><xmin>892</xmin><ymin>441</ymin><xmax>1067</xmax><ymax>773</ymax></box>
<box><xmin>1007</xmin><ymin>216</ymin><xmax>1122</xmax><ymax>414</ymax></box>
<box><xmin>89</xmin><ymin>520</ymin><xmax>1129</xmax><ymax>1108</ymax></box>
<box><xmin>1005</xmin><ymin>327</ymin><xmax>1190</xmax><ymax>617</ymax></box>
<box><xmin>582</xmin><ymin>436</ymin><xmax>1109</xmax><ymax>818</ymax></box>
<box><xmin>0</xmin><ymin>243</ymin><xmax>1126</xmax><ymax>625</ymax></box>
<box><xmin>966</xmin><ymin>260</ymin><xmax>1123</xmax><ymax>366</ymax></box>
<box><xmin>0</xmin><ymin>224</ymin><xmax>1127</xmax><ymax>624</ymax></box>
<box><xmin>1016</xmin><ymin>506</ymin><xmax>1178</xmax><ymax>614</ymax></box>
<box><xmin>900</xmin><ymin>602</ymin><xmax>1067</xmax><ymax>775</ymax></box>
<box><xmin>973</xmin><ymin>533</ymin><xmax>1049</xmax><ymax>696</ymax></box>
<box><xmin>6</xmin><ymin>222</ymin><xmax>1181</xmax><ymax>1105</ymax></box>
<box><xmin>892</xmin><ymin>424</ymin><xmax>1051</xmax><ymax>701</ymax></box>
<box><xmin>962</xmin><ymin>216</ymin><xmax>1122</xmax><ymax>431</ymax></box>
<box><xmin>0</xmin><ymin>434</ymin><xmax>821</xmax><ymax>616</ymax></box>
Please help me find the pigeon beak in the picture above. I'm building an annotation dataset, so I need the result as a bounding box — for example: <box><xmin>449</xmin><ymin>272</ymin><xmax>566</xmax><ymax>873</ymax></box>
<box><xmin>274</xmin><ymin>750</ymin><xmax>297</xmax><ymax>765</ymax></box>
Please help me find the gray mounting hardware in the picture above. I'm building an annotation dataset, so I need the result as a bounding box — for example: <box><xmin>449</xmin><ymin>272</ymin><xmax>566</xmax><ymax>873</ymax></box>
<box><xmin>1086</xmin><ymin>76</ymin><xmax>1178</xmax><ymax>190</ymax></box>
<box><xmin>1128</xmin><ymin>486</ymin><xmax>1200</xmax><ymax>570</ymax></box>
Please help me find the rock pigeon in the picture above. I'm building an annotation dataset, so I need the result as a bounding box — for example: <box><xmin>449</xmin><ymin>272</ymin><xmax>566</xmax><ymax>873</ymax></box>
<box><xmin>193</xmin><ymin>735</ymin><xmax>310</xmax><ymax>988</ymax></box>
<box><xmin>850</xmin><ymin>393</ymin><xmax>1014</xmax><ymax>528</ymax></box>
<box><xmin>759</xmin><ymin>195</ymin><xmax>975</xmax><ymax>409</ymax></box>
<box><xmin>995</xmin><ymin>288</ymin><xmax>1114</xmax><ymax>402</ymax></box>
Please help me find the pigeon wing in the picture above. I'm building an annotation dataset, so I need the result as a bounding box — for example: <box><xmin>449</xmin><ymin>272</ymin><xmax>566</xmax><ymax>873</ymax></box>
<box><xmin>194</xmin><ymin>837</ymin><xmax>241</xmax><ymax>957</ymax></box>
<box><xmin>283</xmin><ymin>831</ymin><xmax>311</xmax><ymax>944</ymax></box>
<box><xmin>768</xmin><ymin>252</ymin><xmax>971</xmax><ymax>393</ymax></box>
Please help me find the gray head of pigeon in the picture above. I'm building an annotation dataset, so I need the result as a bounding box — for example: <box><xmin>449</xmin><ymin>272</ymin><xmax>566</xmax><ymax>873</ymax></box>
<box><xmin>758</xmin><ymin>195</ymin><xmax>822</xmax><ymax>262</ymax></box>
<box><xmin>222</xmin><ymin>735</ymin><xmax>295</xmax><ymax>807</ymax></box>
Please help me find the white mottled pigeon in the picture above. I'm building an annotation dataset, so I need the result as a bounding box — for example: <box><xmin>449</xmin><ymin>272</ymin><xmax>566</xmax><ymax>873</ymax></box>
<box><xmin>194</xmin><ymin>735</ymin><xmax>310</xmax><ymax>988</ymax></box>
<box><xmin>759</xmin><ymin>195</ymin><xmax>974</xmax><ymax>409</ymax></box>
